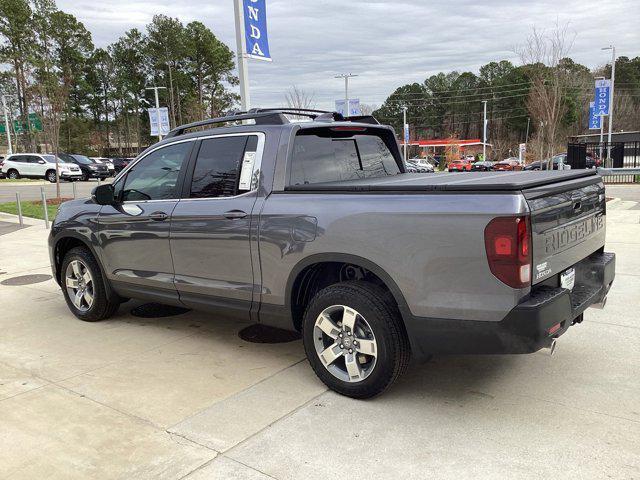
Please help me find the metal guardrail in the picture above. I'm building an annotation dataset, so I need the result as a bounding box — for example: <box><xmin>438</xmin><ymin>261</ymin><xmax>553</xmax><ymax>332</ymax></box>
<box><xmin>597</xmin><ymin>167</ymin><xmax>640</xmax><ymax>176</ymax></box>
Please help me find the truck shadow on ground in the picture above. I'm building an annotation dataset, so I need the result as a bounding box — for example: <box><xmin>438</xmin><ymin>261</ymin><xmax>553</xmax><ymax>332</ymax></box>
<box><xmin>109</xmin><ymin>300</ymin><xmax>526</xmax><ymax>404</ymax></box>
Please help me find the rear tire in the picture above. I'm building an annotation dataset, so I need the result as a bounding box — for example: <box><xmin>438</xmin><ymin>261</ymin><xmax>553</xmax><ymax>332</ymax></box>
<box><xmin>61</xmin><ymin>246</ymin><xmax>120</xmax><ymax>322</ymax></box>
<box><xmin>302</xmin><ymin>281</ymin><xmax>410</xmax><ymax>399</ymax></box>
<box><xmin>7</xmin><ymin>169</ymin><xmax>19</xmax><ymax>180</ymax></box>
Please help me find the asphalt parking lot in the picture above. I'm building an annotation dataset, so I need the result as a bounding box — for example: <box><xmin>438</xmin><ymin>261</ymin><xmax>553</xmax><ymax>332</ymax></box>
<box><xmin>0</xmin><ymin>186</ymin><xmax>639</xmax><ymax>479</ymax></box>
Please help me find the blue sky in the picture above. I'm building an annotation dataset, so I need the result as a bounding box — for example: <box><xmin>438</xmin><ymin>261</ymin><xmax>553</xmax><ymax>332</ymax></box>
<box><xmin>59</xmin><ymin>0</ymin><xmax>639</xmax><ymax>110</ymax></box>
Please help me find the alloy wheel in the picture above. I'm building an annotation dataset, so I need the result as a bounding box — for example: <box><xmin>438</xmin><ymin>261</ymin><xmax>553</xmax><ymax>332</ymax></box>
<box><xmin>313</xmin><ymin>305</ymin><xmax>378</xmax><ymax>383</ymax></box>
<box><xmin>65</xmin><ymin>260</ymin><xmax>95</xmax><ymax>312</ymax></box>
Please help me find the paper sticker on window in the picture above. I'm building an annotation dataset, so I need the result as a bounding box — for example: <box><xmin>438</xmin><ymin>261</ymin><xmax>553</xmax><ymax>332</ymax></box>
<box><xmin>239</xmin><ymin>151</ymin><xmax>256</xmax><ymax>190</ymax></box>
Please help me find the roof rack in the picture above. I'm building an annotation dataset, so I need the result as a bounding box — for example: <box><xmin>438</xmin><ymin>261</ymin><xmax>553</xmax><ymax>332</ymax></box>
<box><xmin>164</xmin><ymin>108</ymin><xmax>380</xmax><ymax>138</ymax></box>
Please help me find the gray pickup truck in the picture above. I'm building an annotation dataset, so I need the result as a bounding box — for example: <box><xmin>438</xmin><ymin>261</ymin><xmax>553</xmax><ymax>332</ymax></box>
<box><xmin>49</xmin><ymin>109</ymin><xmax>615</xmax><ymax>398</ymax></box>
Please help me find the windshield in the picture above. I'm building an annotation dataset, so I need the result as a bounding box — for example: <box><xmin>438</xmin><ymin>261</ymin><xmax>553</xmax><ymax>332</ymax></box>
<box><xmin>42</xmin><ymin>155</ymin><xmax>57</xmax><ymax>163</ymax></box>
<box><xmin>71</xmin><ymin>154</ymin><xmax>94</xmax><ymax>164</ymax></box>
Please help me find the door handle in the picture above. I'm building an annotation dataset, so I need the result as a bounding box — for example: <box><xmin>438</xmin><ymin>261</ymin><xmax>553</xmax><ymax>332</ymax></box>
<box><xmin>149</xmin><ymin>211</ymin><xmax>169</xmax><ymax>221</ymax></box>
<box><xmin>223</xmin><ymin>209</ymin><xmax>248</xmax><ymax>219</ymax></box>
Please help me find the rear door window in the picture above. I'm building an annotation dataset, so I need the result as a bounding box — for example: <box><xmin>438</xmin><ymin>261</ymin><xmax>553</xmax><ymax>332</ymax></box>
<box><xmin>189</xmin><ymin>135</ymin><xmax>259</xmax><ymax>198</ymax></box>
<box><xmin>290</xmin><ymin>129</ymin><xmax>400</xmax><ymax>185</ymax></box>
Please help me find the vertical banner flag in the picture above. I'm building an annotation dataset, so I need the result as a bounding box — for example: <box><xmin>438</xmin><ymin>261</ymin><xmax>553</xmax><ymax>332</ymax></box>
<box><xmin>334</xmin><ymin>99</ymin><xmax>346</xmax><ymax>116</ymax></box>
<box><xmin>518</xmin><ymin>143</ymin><xmax>527</xmax><ymax>163</ymax></box>
<box><xmin>594</xmin><ymin>79</ymin><xmax>611</xmax><ymax>116</ymax></box>
<box><xmin>404</xmin><ymin>124</ymin><xmax>410</xmax><ymax>143</ymax></box>
<box><xmin>148</xmin><ymin>108</ymin><xmax>170</xmax><ymax>136</ymax></box>
<box><xmin>588</xmin><ymin>102</ymin><xmax>601</xmax><ymax>130</ymax></box>
<box><xmin>348</xmin><ymin>99</ymin><xmax>361</xmax><ymax>116</ymax></box>
<box><xmin>243</xmin><ymin>0</ymin><xmax>271</xmax><ymax>61</ymax></box>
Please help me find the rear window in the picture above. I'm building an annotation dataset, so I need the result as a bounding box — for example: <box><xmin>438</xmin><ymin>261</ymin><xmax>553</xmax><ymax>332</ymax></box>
<box><xmin>290</xmin><ymin>129</ymin><xmax>400</xmax><ymax>185</ymax></box>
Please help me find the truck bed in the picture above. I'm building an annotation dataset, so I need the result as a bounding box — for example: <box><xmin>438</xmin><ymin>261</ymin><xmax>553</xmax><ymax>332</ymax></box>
<box><xmin>285</xmin><ymin>170</ymin><xmax>598</xmax><ymax>192</ymax></box>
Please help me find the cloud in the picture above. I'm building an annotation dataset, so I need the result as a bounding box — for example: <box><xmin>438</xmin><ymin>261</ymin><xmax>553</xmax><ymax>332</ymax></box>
<box><xmin>59</xmin><ymin>0</ymin><xmax>639</xmax><ymax>109</ymax></box>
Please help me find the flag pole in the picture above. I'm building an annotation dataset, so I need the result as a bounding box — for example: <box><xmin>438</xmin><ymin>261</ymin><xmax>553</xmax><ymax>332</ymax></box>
<box><xmin>234</xmin><ymin>0</ymin><xmax>251</xmax><ymax>111</ymax></box>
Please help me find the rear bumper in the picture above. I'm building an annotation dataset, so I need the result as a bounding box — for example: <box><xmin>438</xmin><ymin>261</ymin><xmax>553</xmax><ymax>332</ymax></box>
<box><xmin>405</xmin><ymin>251</ymin><xmax>615</xmax><ymax>357</ymax></box>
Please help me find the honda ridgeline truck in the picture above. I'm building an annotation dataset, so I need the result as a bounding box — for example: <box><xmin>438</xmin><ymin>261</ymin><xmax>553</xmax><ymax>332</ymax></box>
<box><xmin>48</xmin><ymin>109</ymin><xmax>615</xmax><ymax>398</ymax></box>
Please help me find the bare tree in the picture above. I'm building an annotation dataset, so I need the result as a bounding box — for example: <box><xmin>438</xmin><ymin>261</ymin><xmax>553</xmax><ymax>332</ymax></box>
<box><xmin>359</xmin><ymin>103</ymin><xmax>378</xmax><ymax>116</ymax></box>
<box><xmin>284</xmin><ymin>85</ymin><xmax>315</xmax><ymax>110</ymax></box>
<box><xmin>516</xmin><ymin>22</ymin><xmax>575</xmax><ymax>168</ymax></box>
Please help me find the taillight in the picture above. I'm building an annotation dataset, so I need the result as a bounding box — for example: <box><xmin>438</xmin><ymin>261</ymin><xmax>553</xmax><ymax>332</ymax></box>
<box><xmin>484</xmin><ymin>215</ymin><xmax>531</xmax><ymax>289</ymax></box>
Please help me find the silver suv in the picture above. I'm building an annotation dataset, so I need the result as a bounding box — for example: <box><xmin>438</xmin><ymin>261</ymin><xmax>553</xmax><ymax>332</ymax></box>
<box><xmin>1</xmin><ymin>153</ymin><xmax>82</xmax><ymax>182</ymax></box>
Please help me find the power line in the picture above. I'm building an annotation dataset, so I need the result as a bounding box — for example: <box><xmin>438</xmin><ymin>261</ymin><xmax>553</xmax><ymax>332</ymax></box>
<box><xmin>381</xmin><ymin>87</ymin><xmax>638</xmax><ymax>108</ymax></box>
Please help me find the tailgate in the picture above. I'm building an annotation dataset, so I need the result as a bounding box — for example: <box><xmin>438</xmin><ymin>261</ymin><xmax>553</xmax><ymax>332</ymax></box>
<box><xmin>524</xmin><ymin>175</ymin><xmax>606</xmax><ymax>285</ymax></box>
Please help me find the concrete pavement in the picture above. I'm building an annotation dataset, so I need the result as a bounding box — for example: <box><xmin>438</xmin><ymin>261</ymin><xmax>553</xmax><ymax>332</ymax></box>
<box><xmin>0</xmin><ymin>193</ymin><xmax>638</xmax><ymax>479</ymax></box>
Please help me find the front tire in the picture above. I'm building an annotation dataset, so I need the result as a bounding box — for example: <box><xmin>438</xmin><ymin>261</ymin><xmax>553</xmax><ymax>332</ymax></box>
<box><xmin>61</xmin><ymin>246</ymin><xmax>120</xmax><ymax>322</ymax></box>
<box><xmin>302</xmin><ymin>281</ymin><xmax>410</xmax><ymax>399</ymax></box>
<box><xmin>46</xmin><ymin>170</ymin><xmax>57</xmax><ymax>183</ymax></box>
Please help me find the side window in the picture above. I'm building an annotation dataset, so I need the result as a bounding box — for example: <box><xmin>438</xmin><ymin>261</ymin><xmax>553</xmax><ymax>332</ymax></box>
<box><xmin>121</xmin><ymin>142</ymin><xmax>190</xmax><ymax>201</ymax></box>
<box><xmin>27</xmin><ymin>156</ymin><xmax>41</xmax><ymax>164</ymax></box>
<box><xmin>190</xmin><ymin>135</ymin><xmax>257</xmax><ymax>198</ymax></box>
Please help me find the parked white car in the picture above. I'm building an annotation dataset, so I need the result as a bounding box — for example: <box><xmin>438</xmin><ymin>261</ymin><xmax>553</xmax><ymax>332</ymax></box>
<box><xmin>90</xmin><ymin>157</ymin><xmax>115</xmax><ymax>176</ymax></box>
<box><xmin>407</xmin><ymin>158</ymin><xmax>435</xmax><ymax>172</ymax></box>
<box><xmin>0</xmin><ymin>153</ymin><xmax>82</xmax><ymax>182</ymax></box>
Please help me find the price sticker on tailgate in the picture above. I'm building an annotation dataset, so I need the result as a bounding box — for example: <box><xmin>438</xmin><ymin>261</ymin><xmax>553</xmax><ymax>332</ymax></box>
<box><xmin>561</xmin><ymin>267</ymin><xmax>575</xmax><ymax>291</ymax></box>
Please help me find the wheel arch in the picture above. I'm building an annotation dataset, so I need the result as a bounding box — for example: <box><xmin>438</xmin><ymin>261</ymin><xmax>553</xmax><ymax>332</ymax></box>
<box><xmin>52</xmin><ymin>233</ymin><xmax>111</xmax><ymax>295</ymax></box>
<box><xmin>285</xmin><ymin>253</ymin><xmax>410</xmax><ymax>332</ymax></box>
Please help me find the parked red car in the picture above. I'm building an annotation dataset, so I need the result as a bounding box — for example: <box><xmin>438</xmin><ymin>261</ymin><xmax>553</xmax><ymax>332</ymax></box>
<box><xmin>493</xmin><ymin>158</ymin><xmax>523</xmax><ymax>171</ymax></box>
<box><xmin>448</xmin><ymin>159</ymin><xmax>473</xmax><ymax>172</ymax></box>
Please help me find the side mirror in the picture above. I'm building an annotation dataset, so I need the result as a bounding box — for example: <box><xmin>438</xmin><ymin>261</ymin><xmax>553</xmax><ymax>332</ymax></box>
<box><xmin>92</xmin><ymin>184</ymin><xmax>115</xmax><ymax>205</ymax></box>
<box><xmin>38</xmin><ymin>160</ymin><xmax>46</xmax><ymax>164</ymax></box>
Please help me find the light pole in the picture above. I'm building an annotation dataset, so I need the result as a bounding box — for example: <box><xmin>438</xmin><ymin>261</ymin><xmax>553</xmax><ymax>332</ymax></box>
<box><xmin>335</xmin><ymin>74</ymin><xmax>357</xmax><ymax>117</ymax></box>
<box><xmin>402</xmin><ymin>106</ymin><xmax>408</xmax><ymax>161</ymax></box>
<box><xmin>145</xmin><ymin>86</ymin><xmax>167</xmax><ymax>141</ymax></box>
<box><xmin>233</xmin><ymin>0</ymin><xmax>250</xmax><ymax>111</ymax></box>
<box><xmin>594</xmin><ymin>76</ymin><xmax>606</xmax><ymax>161</ymax></box>
<box><xmin>602</xmin><ymin>45</ymin><xmax>616</xmax><ymax>166</ymax></box>
<box><xmin>1</xmin><ymin>94</ymin><xmax>13</xmax><ymax>155</ymax></box>
<box><xmin>482</xmin><ymin>100</ymin><xmax>488</xmax><ymax>161</ymax></box>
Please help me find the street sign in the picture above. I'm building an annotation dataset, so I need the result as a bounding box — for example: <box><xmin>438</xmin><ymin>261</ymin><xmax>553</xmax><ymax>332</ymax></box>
<box><xmin>13</xmin><ymin>120</ymin><xmax>25</xmax><ymax>133</ymax></box>
<box><xmin>243</xmin><ymin>0</ymin><xmax>271</xmax><ymax>61</ymax></box>
<box><xmin>3</xmin><ymin>113</ymin><xmax>43</xmax><ymax>134</ymax></box>
<box><xmin>28</xmin><ymin>113</ymin><xmax>43</xmax><ymax>132</ymax></box>
<box><xmin>594</xmin><ymin>79</ymin><xmax>611</xmax><ymax>116</ymax></box>
<box><xmin>148</xmin><ymin>107</ymin><xmax>170</xmax><ymax>136</ymax></box>
<box><xmin>588</xmin><ymin>101</ymin><xmax>602</xmax><ymax>130</ymax></box>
